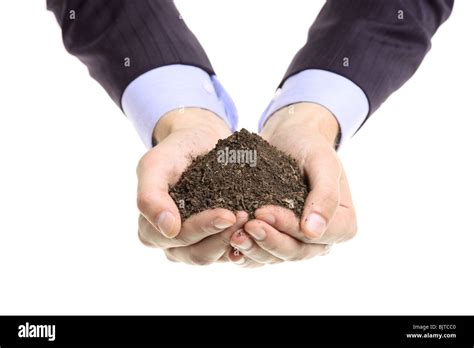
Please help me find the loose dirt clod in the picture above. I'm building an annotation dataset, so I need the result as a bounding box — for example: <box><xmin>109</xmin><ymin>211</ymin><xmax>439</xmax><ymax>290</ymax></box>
<box><xmin>169</xmin><ymin>129</ymin><xmax>308</xmax><ymax>220</ymax></box>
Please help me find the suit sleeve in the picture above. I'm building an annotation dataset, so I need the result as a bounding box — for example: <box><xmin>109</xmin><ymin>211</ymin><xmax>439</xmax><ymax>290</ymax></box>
<box><xmin>47</xmin><ymin>0</ymin><xmax>215</xmax><ymax>108</ymax></box>
<box><xmin>283</xmin><ymin>0</ymin><xmax>453</xmax><ymax>124</ymax></box>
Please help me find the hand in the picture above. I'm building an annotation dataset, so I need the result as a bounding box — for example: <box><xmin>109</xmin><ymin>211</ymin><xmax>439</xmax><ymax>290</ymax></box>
<box><xmin>136</xmin><ymin>108</ymin><xmax>241</xmax><ymax>265</ymax></box>
<box><xmin>228</xmin><ymin>103</ymin><xmax>357</xmax><ymax>266</ymax></box>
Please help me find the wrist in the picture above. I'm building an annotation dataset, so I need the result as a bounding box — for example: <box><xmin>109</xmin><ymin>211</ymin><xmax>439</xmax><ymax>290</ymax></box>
<box><xmin>261</xmin><ymin>103</ymin><xmax>340</xmax><ymax>146</ymax></box>
<box><xmin>152</xmin><ymin>108</ymin><xmax>231</xmax><ymax>144</ymax></box>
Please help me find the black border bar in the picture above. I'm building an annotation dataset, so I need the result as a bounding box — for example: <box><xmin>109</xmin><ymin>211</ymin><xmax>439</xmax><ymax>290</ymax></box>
<box><xmin>0</xmin><ymin>315</ymin><xmax>473</xmax><ymax>346</ymax></box>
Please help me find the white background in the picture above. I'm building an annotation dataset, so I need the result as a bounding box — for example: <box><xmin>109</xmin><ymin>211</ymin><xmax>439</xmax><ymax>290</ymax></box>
<box><xmin>0</xmin><ymin>0</ymin><xmax>473</xmax><ymax>315</ymax></box>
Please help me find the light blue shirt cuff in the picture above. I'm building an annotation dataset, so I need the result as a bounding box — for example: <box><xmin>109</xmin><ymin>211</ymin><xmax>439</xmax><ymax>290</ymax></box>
<box><xmin>121</xmin><ymin>64</ymin><xmax>238</xmax><ymax>148</ymax></box>
<box><xmin>259</xmin><ymin>69</ymin><xmax>369</xmax><ymax>145</ymax></box>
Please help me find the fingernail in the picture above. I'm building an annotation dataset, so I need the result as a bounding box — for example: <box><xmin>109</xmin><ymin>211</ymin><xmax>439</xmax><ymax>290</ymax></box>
<box><xmin>256</xmin><ymin>214</ymin><xmax>275</xmax><ymax>225</ymax></box>
<box><xmin>247</xmin><ymin>227</ymin><xmax>266</xmax><ymax>241</ymax></box>
<box><xmin>155</xmin><ymin>211</ymin><xmax>175</xmax><ymax>238</ymax></box>
<box><xmin>213</xmin><ymin>218</ymin><xmax>234</xmax><ymax>230</ymax></box>
<box><xmin>304</xmin><ymin>213</ymin><xmax>327</xmax><ymax>239</ymax></box>
<box><xmin>237</xmin><ymin>237</ymin><xmax>252</xmax><ymax>251</ymax></box>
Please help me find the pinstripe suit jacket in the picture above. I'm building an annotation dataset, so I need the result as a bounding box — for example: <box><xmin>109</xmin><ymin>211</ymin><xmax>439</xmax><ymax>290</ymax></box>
<box><xmin>48</xmin><ymin>0</ymin><xmax>453</xmax><ymax>122</ymax></box>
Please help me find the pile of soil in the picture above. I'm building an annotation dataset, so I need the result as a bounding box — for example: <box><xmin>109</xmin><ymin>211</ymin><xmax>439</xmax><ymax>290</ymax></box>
<box><xmin>169</xmin><ymin>129</ymin><xmax>308</xmax><ymax>220</ymax></box>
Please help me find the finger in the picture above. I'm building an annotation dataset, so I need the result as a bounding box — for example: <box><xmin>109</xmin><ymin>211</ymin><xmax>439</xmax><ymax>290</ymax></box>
<box><xmin>136</xmin><ymin>142</ymin><xmax>185</xmax><ymax>238</ymax></box>
<box><xmin>254</xmin><ymin>205</ymin><xmax>307</xmax><ymax>242</ymax></box>
<box><xmin>315</xmin><ymin>207</ymin><xmax>355</xmax><ymax>244</ymax></box>
<box><xmin>255</xmin><ymin>169</ymin><xmax>356</xmax><ymax>245</ymax></box>
<box><xmin>244</xmin><ymin>219</ymin><xmax>331</xmax><ymax>261</ymax></box>
<box><xmin>227</xmin><ymin>248</ymin><xmax>263</xmax><ymax>268</ymax></box>
<box><xmin>164</xmin><ymin>211</ymin><xmax>248</xmax><ymax>265</ymax></box>
<box><xmin>322</xmin><ymin>169</ymin><xmax>357</xmax><ymax>243</ymax></box>
<box><xmin>177</xmin><ymin>208</ymin><xmax>236</xmax><ymax>245</ymax></box>
<box><xmin>164</xmin><ymin>235</ymin><xmax>229</xmax><ymax>265</ymax></box>
<box><xmin>138</xmin><ymin>209</ymin><xmax>240</xmax><ymax>249</ymax></box>
<box><xmin>300</xmin><ymin>147</ymin><xmax>342</xmax><ymax>240</ymax></box>
<box><xmin>254</xmin><ymin>204</ymin><xmax>353</xmax><ymax>245</ymax></box>
<box><xmin>138</xmin><ymin>215</ymin><xmax>173</xmax><ymax>248</ymax></box>
<box><xmin>230</xmin><ymin>230</ymin><xmax>282</xmax><ymax>264</ymax></box>
<box><xmin>216</xmin><ymin>253</ymin><xmax>230</xmax><ymax>263</ymax></box>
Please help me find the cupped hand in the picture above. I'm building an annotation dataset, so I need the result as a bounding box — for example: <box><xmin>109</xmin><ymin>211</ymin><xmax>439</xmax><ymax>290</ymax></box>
<box><xmin>229</xmin><ymin>103</ymin><xmax>357</xmax><ymax>266</ymax></box>
<box><xmin>136</xmin><ymin>108</ymin><xmax>241</xmax><ymax>264</ymax></box>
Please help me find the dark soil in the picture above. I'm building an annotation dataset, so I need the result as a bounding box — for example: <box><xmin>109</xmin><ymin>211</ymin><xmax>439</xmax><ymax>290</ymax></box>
<box><xmin>169</xmin><ymin>129</ymin><xmax>309</xmax><ymax>220</ymax></box>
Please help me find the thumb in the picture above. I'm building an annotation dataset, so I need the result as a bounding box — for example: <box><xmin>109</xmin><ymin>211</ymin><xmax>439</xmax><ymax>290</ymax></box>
<box><xmin>300</xmin><ymin>148</ymin><xmax>341</xmax><ymax>240</ymax></box>
<box><xmin>136</xmin><ymin>143</ymin><xmax>183</xmax><ymax>238</ymax></box>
